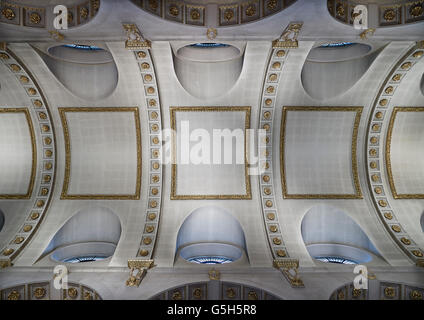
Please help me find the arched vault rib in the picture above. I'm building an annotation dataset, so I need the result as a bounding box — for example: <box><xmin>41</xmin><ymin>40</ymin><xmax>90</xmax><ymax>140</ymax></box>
<box><xmin>365</xmin><ymin>41</ymin><xmax>424</xmax><ymax>266</ymax></box>
<box><xmin>0</xmin><ymin>47</ymin><xmax>57</xmax><ymax>267</ymax></box>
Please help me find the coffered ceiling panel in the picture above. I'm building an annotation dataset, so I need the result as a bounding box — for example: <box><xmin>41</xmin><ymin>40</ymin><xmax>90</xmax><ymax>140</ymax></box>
<box><xmin>59</xmin><ymin>107</ymin><xmax>141</xmax><ymax>199</ymax></box>
<box><xmin>280</xmin><ymin>107</ymin><xmax>362</xmax><ymax>199</ymax></box>
<box><xmin>170</xmin><ymin>107</ymin><xmax>251</xmax><ymax>200</ymax></box>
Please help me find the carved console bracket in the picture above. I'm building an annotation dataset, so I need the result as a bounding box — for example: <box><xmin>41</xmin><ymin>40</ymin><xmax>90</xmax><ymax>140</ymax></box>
<box><xmin>126</xmin><ymin>259</ymin><xmax>154</xmax><ymax>287</ymax></box>
<box><xmin>123</xmin><ymin>24</ymin><xmax>151</xmax><ymax>50</ymax></box>
<box><xmin>0</xmin><ymin>258</ymin><xmax>12</xmax><ymax>269</ymax></box>
<box><xmin>272</xmin><ymin>22</ymin><xmax>303</xmax><ymax>49</ymax></box>
<box><xmin>273</xmin><ymin>259</ymin><xmax>304</xmax><ymax>288</ymax></box>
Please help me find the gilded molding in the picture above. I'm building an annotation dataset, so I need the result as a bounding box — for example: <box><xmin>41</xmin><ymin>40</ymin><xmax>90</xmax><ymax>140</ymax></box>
<box><xmin>170</xmin><ymin>106</ymin><xmax>252</xmax><ymax>200</ymax></box>
<box><xmin>0</xmin><ymin>108</ymin><xmax>37</xmax><ymax>199</ymax></box>
<box><xmin>386</xmin><ymin>107</ymin><xmax>424</xmax><ymax>199</ymax></box>
<box><xmin>123</xmin><ymin>23</ymin><xmax>151</xmax><ymax>50</ymax></box>
<box><xmin>273</xmin><ymin>259</ymin><xmax>304</xmax><ymax>288</ymax></box>
<box><xmin>272</xmin><ymin>22</ymin><xmax>303</xmax><ymax>49</ymax></box>
<box><xmin>280</xmin><ymin>106</ymin><xmax>363</xmax><ymax>199</ymax></box>
<box><xmin>59</xmin><ymin>107</ymin><xmax>142</xmax><ymax>200</ymax></box>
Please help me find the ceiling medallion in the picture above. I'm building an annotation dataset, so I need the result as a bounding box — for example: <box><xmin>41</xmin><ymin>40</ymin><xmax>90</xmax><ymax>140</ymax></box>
<box><xmin>206</xmin><ymin>27</ymin><xmax>217</xmax><ymax>40</ymax></box>
<box><xmin>191</xmin><ymin>9</ymin><xmax>200</xmax><ymax>20</ymax></box>
<box><xmin>169</xmin><ymin>5</ymin><xmax>179</xmax><ymax>17</ymax></box>
<box><xmin>224</xmin><ymin>9</ymin><xmax>234</xmax><ymax>21</ymax></box>
<box><xmin>246</xmin><ymin>5</ymin><xmax>256</xmax><ymax>17</ymax></box>
<box><xmin>410</xmin><ymin>4</ymin><xmax>423</xmax><ymax>17</ymax></box>
<box><xmin>384</xmin><ymin>9</ymin><xmax>396</xmax><ymax>21</ymax></box>
<box><xmin>2</xmin><ymin>7</ymin><xmax>15</xmax><ymax>20</ymax></box>
<box><xmin>30</xmin><ymin>12</ymin><xmax>41</xmax><ymax>24</ymax></box>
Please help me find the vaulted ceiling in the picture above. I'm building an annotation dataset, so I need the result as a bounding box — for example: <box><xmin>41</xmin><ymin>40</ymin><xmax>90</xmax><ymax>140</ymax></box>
<box><xmin>0</xmin><ymin>0</ymin><xmax>423</xmax><ymax>300</ymax></box>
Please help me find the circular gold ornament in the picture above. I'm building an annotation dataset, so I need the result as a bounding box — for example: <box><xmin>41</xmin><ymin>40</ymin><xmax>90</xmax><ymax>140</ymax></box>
<box><xmin>269</xmin><ymin>225</ymin><xmax>278</xmax><ymax>232</ymax></box>
<box><xmin>385</xmin><ymin>86</ymin><xmax>393</xmax><ymax>94</ymax></box>
<box><xmin>267</xmin><ymin>212</ymin><xmax>275</xmax><ymax>220</ymax></box>
<box><xmin>140</xmin><ymin>249</ymin><xmax>149</xmax><ymax>256</ymax></box>
<box><xmin>14</xmin><ymin>236</ymin><xmax>24</xmax><ymax>244</ymax></box>
<box><xmin>148</xmin><ymin>212</ymin><xmax>156</xmax><ymax>220</ymax></box>
<box><xmin>149</xmin><ymin>99</ymin><xmax>157</xmax><ymax>107</ymax></box>
<box><xmin>383</xmin><ymin>9</ymin><xmax>396</xmax><ymax>21</ymax></box>
<box><xmin>264</xmin><ymin>187</ymin><xmax>271</xmax><ymax>195</ymax></box>
<box><xmin>3</xmin><ymin>248</ymin><xmax>14</xmax><ymax>256</ymax></box>
<box><xmin>384</xmin><ymin>287</ymin><xmax>395</xmax><ymax>298</ymax></box>
<box><xmin>20</xmin><ymin>76</ymin><xmax>29</xmax><ymax>83</ymax></box>
<box><xmin>369</xmin><ymin>149</ymin><xmax>377</xmax><ymax>156</ymax></box>
<box><xmin>147</xmin><ymin>87</ymin><xmax>155</xmax><ymax>94</ymax></box>
<box><xmin>137</xmin><ymin>51</ymin><xmax>146</xmax><ymax>58</ymax></box>
<box><xmin>410</xmin><ymin>5</ymin><xmax>423</xmax><ymax>17</ymax></box>
<box><xmin>273</xmin><ymin>237</ymin><xmax>282</xmax><ymax>245</ymax></box>
<box><xmin>370</xmin><ymin>161</ymin><xmax>377</xmax><ymax>169</ymax></box>
<box><xmin>374</xmin><ymin>187</ymin><xmax>382</xmax><ymax>194</ymax></box>
<box><xmin>391</xmin><ymin>225</ymin><xmax>401</xmax><ymax>232</ymax></box>
<box><xmin>379</xmin><ymin>99</ymin><xmax>388</xmax><ymax>107</ymax></box>
<box><xmin>37</xmin><ymin>199</ymin><xmax>45</xmax><ymax>207</ymax></box>
<box><xmin>34</xmin><ymin>99</ymin><xmax>43</xmax><ymax>107</ymax></box>
<box><xmin>413</xmin><ymin>51</ymin><xmax>423</xmax><ymax>58</ymax></box>
<box><xmin>246</xmin><ymin>5</ymin><xmax>256</xmax><ymax>17</ymax></box>
<box><xmin>10</xmin><ymin>64</ymin><xmax>21</xmax><ymax>72</ymax></box>
<box><xmin>44</xmin><ymin>162</ymin><xmax>52</xmax><ymax>170</ymax></box>
<box><xmin>151</xmin><ymin>187</ymin><xmax>159</xmax><ymax>195</ymax></box>
<box><xmin>33</xmin><ymin>287</ymin><xmax>46</xmax><ymax>299</ymax></box>
<box><xmin>28</xmin><ymin>88</ymin><xmax>37</xmax><ymax>96</ymax></box>
<box><xmin>276</xmin><ymin>249</ymin><xmax>286</xmax><ymax>257</ymax></box>
<box><xmin>269</xmin><ymin>74</ymin><xmax>277</xmax><ymax>82</ymax></box>
<box><xmin>224</xmin><ymin>9</ymin><xmax>234</xmax><ymax>21</ymax></box>
<box><xmin>152</xmin><ymin>162</ymin><xmax>160</xmax><ymax>170</ymax></box>
<box><xmin>31</xmin><ymin>212</ymin><xmax>39</xmax><ymax>220</ymax></box>
<box><xmin>30</xmin><ymin>12</ymin><xmax>41</xmax><ymax>24</ymax></box>
<box><xmin>2</xmin><ymin>7</ymin><xmax>15</xmax><ymax>20</ymax></box>
<box><xmin>7</xmin><ymin>290</ymin><xmax>20</xmax><ymax>300</ymax></box>
<box><xmin>384</xmin><ymin>212</ymin><xmax>393</xmax><ymax>220</ymax></box>
<box><xmin>80</xmin><ymin>7</ymin><xmax>89</xmax><ymax>19</ymax></box>
<box><xmin>410</xmin><ymin>290</ymin><xmax>423</xmax><ymax>300</ymax></box>
<box><xmin>263</xmin><ymin>175</ymin><xmax>270</xmax><ymax>182</ymax></box>
<box><xmin>44</xmin><ymin>137</ymin><xmax>52</xmax><ymax>145</ymax></box>
<box><xmin>169</xmin><ymin>5</ymin><xmax>179</xmax><ymax>16</ymax></box>
<box><xmin>145</xmin><ymin>225</ymin><xmax>154</xmax><ymax>233</ymax></box>
<box><xmin>42</xmin><ymin>125</ymin><xmax>50</xmax><ymax>132</ymax></box>
<box><xmin>263</xmin><ymin>123</ymin><xmax>270</xmax><ymax>131</ymax></box>
<box><xmin>401</xmin><ymin>237</ymin><xmax>411</xmax><ymax>245</ymax></box>
<box><xmin>191</xmin><ymin>9</ymin><xmax>200</xmax><ymax>20</ymax></box>
<box><xmin>378</xmin><ymin>199</ymin><xmax>387</xmax><ymax>207</ymax></box>
<box><xmin>392</xmin><ymin>74</ymin><xmax>401</xmax><ymax>82</ymax></box>
<box><xmin>23</xmin><ymin>225</ymin><xmax>33</xmax><ymax>232</ymax></box>
<box><xmin>0</xmin><ymin>53</ymin><xmax>10</xmax><ymax>59</ymax></box>
<box><xmin>371</xmin><ymin>174</ymin><xmax>380</xmax><ymax>182</ymax></box>
<box><xmin>144</xmin><ymin>74</ymin><xmax>153</xmax><ymax>82</ymax></box>
<box><xmin>68</xmin><ymin>288</ymin><xmax>78</xmax><ymax>299</ymax></box>
<box><xmin>150</xmin><ymin>200</ymin><xmax>157</xmax><ymax>208</ymax></box>
<box><xmin>372</xmin><ymin>124</ymin><xmax>380</xmax><ymax>131</ymax></box>
<box><xmin>401</xmin><ymin>62</ymin><xmax>411</xmax><ymax>70</ymax></box>
<box><xmin>375</xmin><ymin>112</ymin><xmax>383</xmax><ymax>119</ymax></box>
<box><xmin>276</xmin><ymin>50</ymin><xmax>285</xmax><ymax>57</ymax></box>
<box><xmin>141</xmin><ymin>62</ymin><xmax>150</xmax><ymax>69</ymax></box>
<box><xmin>45</xmin><ymin>149</ymin><xmax>53</xmax><ymax>157</ymax></box>
<box><xmin>272</xmin><ymin>61</ymin><xmax>281</xmax><ymax>69</ymax></box>
<box><xmin>143</xmin><ymin>237</ymin><xmax>152</xmax><ymax>245</ymax></box>
<box><xmin>265</xmin><ymin>200</ymin><xmax>273</xmax><ymax>207</ymax></box>
<box><xmin>412</xmin><ymin>250</ymin><xmax>423</xmax><ymax>257</ymax></box>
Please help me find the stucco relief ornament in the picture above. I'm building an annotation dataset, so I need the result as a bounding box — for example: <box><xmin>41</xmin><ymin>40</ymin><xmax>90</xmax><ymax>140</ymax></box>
<box><xmin>206</xmin><ymin>27</ymin><xmax>217</xmax><ymax>40</ymax></box>
<box><xmin>273</xmin><ymin>22</ymin><xmax>303</xmax><ymax>48</ymax></box>
<box><xmin>384</xmin><ymin>9</ymin><xmax>396</xmax><ymax>21</ymax></box>
<box><xmin>123</xmin><ymin>24</ymin><xmax>151</xmax><ymax>50</ymax></box>
<box><xmin>2</xmin><ymin>7</ymin><xmax>15</xmax><ymax>20</ymax></box>
<box><xmin>410</xmin><ymin>4</ymin><xmax>423</xmax><ymax>17</ymax></box>
<box><xmin>191</xmin><ymin>9</ymin><xmax>200</xmax><ymax>20</ymax></box>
